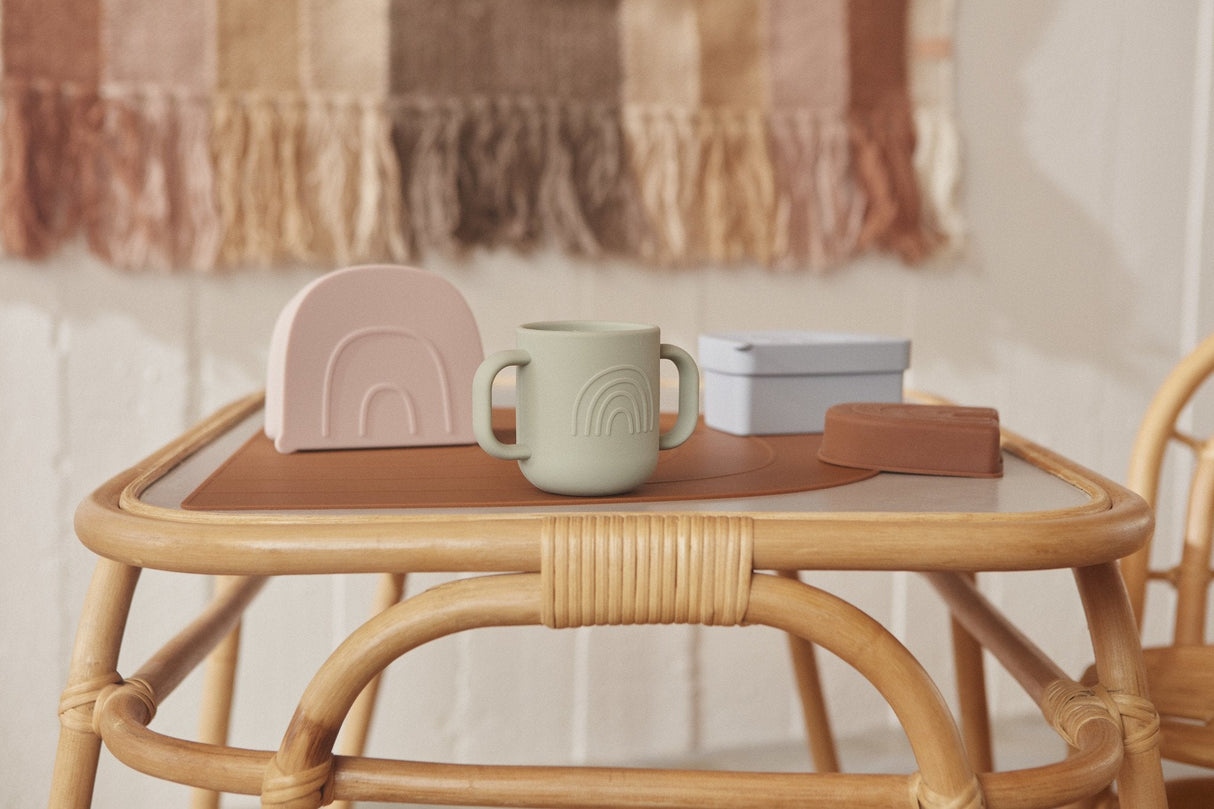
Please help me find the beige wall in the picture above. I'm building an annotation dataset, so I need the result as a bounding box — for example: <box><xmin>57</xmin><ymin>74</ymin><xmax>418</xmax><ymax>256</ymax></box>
<box><xmin>5</xmin><ymin>2</ymin><xmax>1214</xmax><ymax>806</ymax></box>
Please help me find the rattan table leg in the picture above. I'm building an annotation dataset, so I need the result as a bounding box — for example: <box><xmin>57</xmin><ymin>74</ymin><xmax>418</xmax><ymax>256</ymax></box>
<box><xmin>951</xmin><ymin>572</ymin><xmax>994</xmax><ymax>774</ymax></box>
<box><xmin>49</xmin><ymin>558</ymin><xmax>142</xmax><ymax>809</ymax></box>
<box><xmin>777</xmin><ymin>570</ymin><xmax>839</xmax><ymax>773</ymax></box>
<box><xmin>331</xmin><ymin>572</ymin><xmax>408</xmax><ymax>809</ymax></box>
<box><xmin>191</xmin><ymin>575</ymin><xmax>251</xmax><ymax>809</ymax></box>
<box><xmin>88</xmin><ymin>576</ymin><xmax>266</xmax><ymax>800</ymax></box>
<box><xmin>1072</xmin><ymin>563</ymin><xmax>1167</xmax><ymax>809</ymax></box>
<box><xmin>926</xmin><ymin>569</ymin><xmax>1166</xmax><ymax>809</ymax></box>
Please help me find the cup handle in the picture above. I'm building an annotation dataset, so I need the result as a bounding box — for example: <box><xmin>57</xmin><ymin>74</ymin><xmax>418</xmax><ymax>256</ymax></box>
<box><xmin>658</xmin><ymin>344</ymin><xmax>700</xmax><ymax>450</ymax></box>
<box><xmin>473</xmin><ymin>349</ymin><xmax>532</xmax><ymax>460</ymax></box>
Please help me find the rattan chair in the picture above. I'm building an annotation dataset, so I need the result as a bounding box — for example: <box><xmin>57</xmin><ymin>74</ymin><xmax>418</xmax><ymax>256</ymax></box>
<box><xmin>1098</xmin><ymin>332</ymin><xmax>1214</xmax><ymax>803</ymax></box>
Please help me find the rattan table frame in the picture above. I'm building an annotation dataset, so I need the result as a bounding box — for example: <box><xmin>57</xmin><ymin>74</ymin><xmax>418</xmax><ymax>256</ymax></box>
<box><xmin>50</xmin><ymin>393</ymin><xmax>1166</xmax><ymax>808</ymax></box>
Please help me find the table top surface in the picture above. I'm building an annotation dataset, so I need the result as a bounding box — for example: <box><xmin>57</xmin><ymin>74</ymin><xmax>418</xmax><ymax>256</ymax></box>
<box><xmin>75</xmin><ymin>393</ymin><xmax>1153</xmax><ymax>576</ymax></box>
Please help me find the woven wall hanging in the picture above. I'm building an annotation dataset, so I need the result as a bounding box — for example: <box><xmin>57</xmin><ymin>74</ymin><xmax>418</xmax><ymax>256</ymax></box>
<box><xmin>0</xmin><ymin>0</ymin><xmax>959</xmax><ymax>271</ymax></box>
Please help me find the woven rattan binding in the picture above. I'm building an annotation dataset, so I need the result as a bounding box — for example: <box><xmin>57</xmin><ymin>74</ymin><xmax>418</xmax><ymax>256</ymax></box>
<box><xmin>541</xmin><ymin>515</ymin><xmax>754</xmax><ymax>628</ymax></box>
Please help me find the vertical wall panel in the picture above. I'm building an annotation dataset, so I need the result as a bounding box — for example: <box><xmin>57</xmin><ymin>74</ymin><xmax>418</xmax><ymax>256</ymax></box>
<box><xmin>194</xmin><ymin>269</ymin><xmax>318</xmax><ymax>415</ymax></box>
<box><xmin>457</xmin><ymin>625</ymin><xmax>580</xmax><ymax>765</ymax></box>
<box><xmin>580</xmin><ymin>625</ymin><xmax>697</xmax><ymax>763</ymax></box>
<box><xmin>0</xmin><ymin>269</ymin><xmax>65</xmax><ymax>808</ymax></box>
<box><xmin>695</xmin><ymin>624</ymin><xmax>801</xmax><ymax>753</ymax></box>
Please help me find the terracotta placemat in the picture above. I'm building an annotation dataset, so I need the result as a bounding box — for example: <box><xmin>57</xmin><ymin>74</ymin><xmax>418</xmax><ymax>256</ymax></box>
<box><xmin>182</xmin><ymin>411</ymin><xmax>877</xmax><ymax>511</ymax></box>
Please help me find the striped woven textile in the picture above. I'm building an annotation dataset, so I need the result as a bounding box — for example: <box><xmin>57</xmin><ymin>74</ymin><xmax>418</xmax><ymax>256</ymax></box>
<box><xmin>0</xmin><ymin>0</ymin><xmax>958</xmax><ymax>271</ymax></box>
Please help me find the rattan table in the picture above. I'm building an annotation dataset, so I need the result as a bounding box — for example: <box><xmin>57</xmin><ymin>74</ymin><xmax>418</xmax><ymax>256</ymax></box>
<box><xmin>50</xmin><ymin>393</ymin><xmax>1166</xmax><ymax>808</ymax></box>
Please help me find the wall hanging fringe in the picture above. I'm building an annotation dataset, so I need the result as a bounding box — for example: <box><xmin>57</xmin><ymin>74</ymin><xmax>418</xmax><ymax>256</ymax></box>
<box><xmin>0</xmin><ymin>0</ymin><xmax>959</xmax><ymax>272</ymax></box>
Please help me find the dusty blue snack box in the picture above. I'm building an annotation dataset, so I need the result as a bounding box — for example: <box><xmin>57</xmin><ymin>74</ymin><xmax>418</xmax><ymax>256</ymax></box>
<box><xmin>698</xmin><ymin>331</ymin><xmax>911</xmax><ymax>435</ymax></box>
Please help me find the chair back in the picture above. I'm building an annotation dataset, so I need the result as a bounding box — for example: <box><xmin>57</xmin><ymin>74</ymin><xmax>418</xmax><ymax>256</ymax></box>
<box><xmin>1120</xmin><ymin>332</ymin><xmax>1214</xmax><ymax>644</ymax></box>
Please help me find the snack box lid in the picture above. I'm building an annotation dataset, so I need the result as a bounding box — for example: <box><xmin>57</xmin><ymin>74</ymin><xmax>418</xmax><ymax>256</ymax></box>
<box><xmin>698</xmin><ymin>331</ymin><xmax>911</xmax><ymax>376</ymax></box>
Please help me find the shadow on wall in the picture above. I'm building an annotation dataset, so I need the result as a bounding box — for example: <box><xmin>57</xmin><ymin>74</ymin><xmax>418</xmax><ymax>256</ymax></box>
<box><xmin>1</xmin><ymin>253</ymin><xmax>320</xmax><ymax>400</ymax></box>
<box><xmin>950</xmin><ymin>1</ymin><xmax>1181</xmax><ymax>386</ymax></box>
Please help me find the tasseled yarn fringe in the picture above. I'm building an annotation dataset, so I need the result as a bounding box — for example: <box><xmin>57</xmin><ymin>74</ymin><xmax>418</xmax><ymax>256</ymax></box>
<box><xmin>1</xmin><ymin>79</ymin><xmax>101</xmax><ymax>260</ymax></box>
<box><xmin>210</xmin><ymin>94</ymin><xmax>408</xmax><ymax>269</ymax></box>
<box><xmin>913</xmin><ymin>106</ymin><xmax>964</xmax><ymax>255</ymax></box>
<box><xmin>849</xmin><ymin>100</ymin><xmax>942</xmax><ymax>263</ymax></box>
<box><xmin>91</xmin><ymin>89</ymin><xmax>220</xmax><ymax>270</ymax></box>
<box><xmin>392</xmin><ymin>97</ymin><xmax>646</xmax><ymax>260</ymax></box>
<box><xmin>0</xmin><ymin>81</ymin><xmax>944</xmax><ymax>271</ymax></box>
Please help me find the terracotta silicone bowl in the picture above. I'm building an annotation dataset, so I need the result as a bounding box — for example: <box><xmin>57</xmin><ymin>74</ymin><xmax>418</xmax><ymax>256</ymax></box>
<box><xmin>817</xmin><ymin>403</ymin><xmax>1003</xmax><ymax>478</ymax></box>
